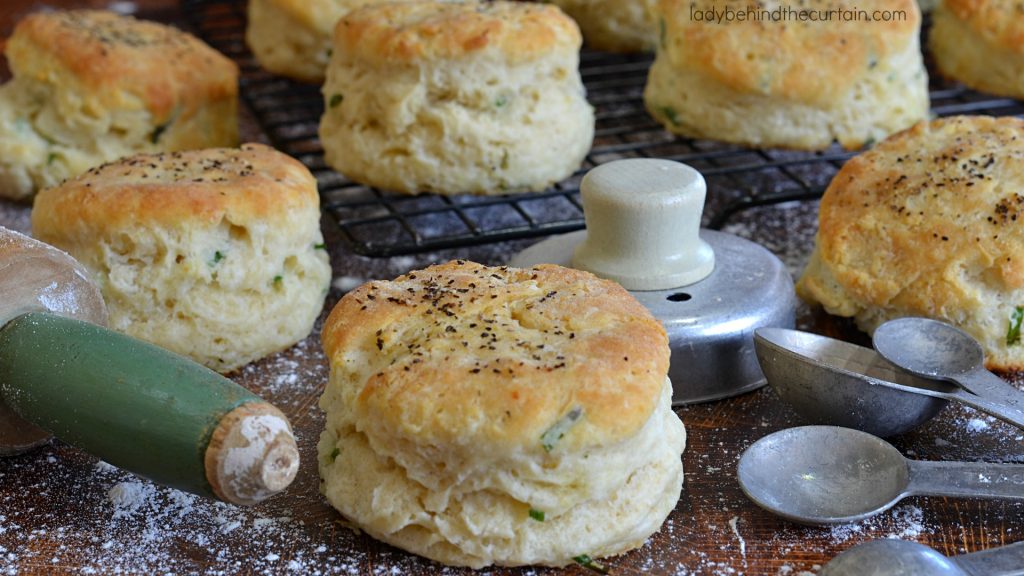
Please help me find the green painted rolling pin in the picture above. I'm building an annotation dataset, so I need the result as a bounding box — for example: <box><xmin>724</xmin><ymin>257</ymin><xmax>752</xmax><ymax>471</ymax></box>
<box><xmin>0</xmin><ymin>227</ymin><xmax>299</xmax><ymax>506</ymax></box>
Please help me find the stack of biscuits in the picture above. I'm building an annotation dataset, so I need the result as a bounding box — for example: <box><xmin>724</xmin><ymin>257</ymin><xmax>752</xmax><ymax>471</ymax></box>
<box><xmin>318</xmin><ymin>261</ymin><xmax>686</xmax><ymax>567</ymax></box>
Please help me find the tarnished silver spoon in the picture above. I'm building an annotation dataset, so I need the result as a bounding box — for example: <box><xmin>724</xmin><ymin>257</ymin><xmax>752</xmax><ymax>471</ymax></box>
<box><xmin>737</xmin><ymin>426</ymin><xmax>1024</xmax><ymax>525</ymax></box>
<box><xmin>754</xmin><ymin>327</ymin><xmax>1024</xmax><ymax>436</ymax></box>
<box><xmin>819</xmin><ymin>538</ymin><xmax>1024</xmax><ymax>576</ymax></box>
<box><xmin>873</xmin><ymin>317</ymin><xmax>1024</xmax><ymax>426</ymax></box>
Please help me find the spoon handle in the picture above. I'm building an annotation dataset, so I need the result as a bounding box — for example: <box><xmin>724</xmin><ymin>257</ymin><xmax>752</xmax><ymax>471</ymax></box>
<box><xmin>955</xmin><ymin>541</ymin><xmax>1024</xmax><ymax>576</ymax></box>
<box><xmin>955</xmin><ymin>369</ymin><xmax>1024</xmax><ymax>414</ymax></box>
<box><xmin>949</xmin><ymin>386</ymin><xmax>1024</xmax><ymax>431</ymax></box>
<box><xmin>907</xmin><ymin>460</ymin><xmax>1024</xmax><ymax>500</ymax></box>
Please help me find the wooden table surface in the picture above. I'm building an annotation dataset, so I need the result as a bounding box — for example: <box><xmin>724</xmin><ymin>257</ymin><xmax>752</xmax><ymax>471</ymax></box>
<box><xmin>1</xmin><ymin>2</ymin><xmax>1022</xmax><ymax>575</ymax></box>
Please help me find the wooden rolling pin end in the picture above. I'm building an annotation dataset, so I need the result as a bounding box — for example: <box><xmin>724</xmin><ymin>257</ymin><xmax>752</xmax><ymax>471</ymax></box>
<box><xmin>205</xmin><ymin>402</ymin><xmax>300</xmax><ymax>506</ymax></box>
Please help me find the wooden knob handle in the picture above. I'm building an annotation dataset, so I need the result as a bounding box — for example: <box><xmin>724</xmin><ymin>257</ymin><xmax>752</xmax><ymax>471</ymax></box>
<box><xmin>205</xmin><ymin>402</ymin><xmax>300</xmax><ymax>506</ymax></box>
<box><xmin>573</xmin><ymin>158</ymin><xmax>715</xmax><ymax>290</ymax></box>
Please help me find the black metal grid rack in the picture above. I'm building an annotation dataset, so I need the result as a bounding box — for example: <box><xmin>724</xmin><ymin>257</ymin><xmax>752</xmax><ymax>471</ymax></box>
<box><xmin>183</xmin><ymin>0</ymin><xmax>1024</xmax><ymax>257</ymax></box>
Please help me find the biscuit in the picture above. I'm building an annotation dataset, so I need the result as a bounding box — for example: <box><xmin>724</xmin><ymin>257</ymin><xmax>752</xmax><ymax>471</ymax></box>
<box><xmin>0</xmin><ymin>10</ymin><xmax>238</xmax><ymax>201</ymax></box>
<box><xmin>797</xmin><ymin>116</ymin><xmax>1024</xmax><ymax>370</ymax></box>
<box><xmin>318</xmin><ymin>1</ymin><xmax>595</xmax><ymax>195</ymax></box>
<box><xmin>545</xmin><ymin>0</ymin><xmax>659</xmax><ymax>52</ymax></box>
<box><xmin>645</xmin><ymin>0</ymin><xmax>929</xmax><ymax>150</ymax></box>
<box><xmin>31</xmin><ymin>144</ymin><xmax>332</xmax><ymax>373</ymax></box>
<box><xmin>245</xmin><ymin>0</ymin><xmax>391</xmax><ymax>83</ymax></box>
<box><xmin>318</xmin><ymin>261</ymin><xmax>686</xmax><ymax>567</ymax></box>
<box><xmin>930</xmin><ymin>0</ymin><xmax>1024</xmax><ymax>100</ymax></box>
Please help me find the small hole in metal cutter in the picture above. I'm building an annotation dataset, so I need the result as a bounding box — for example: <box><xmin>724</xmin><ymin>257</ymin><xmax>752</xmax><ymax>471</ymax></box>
<box><xmin>667</xmin><ymin>292</ymin><xmax>692</xmax><ymax>302</ymax></box>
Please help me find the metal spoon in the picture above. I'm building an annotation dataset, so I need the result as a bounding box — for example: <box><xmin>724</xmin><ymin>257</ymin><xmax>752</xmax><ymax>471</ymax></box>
<box><xmin>820</xmin><ymin>538</ymin><xmax>1024</xmax><ymax>576</ymax></box>
<box><xmin>737</xmin><ymin>426</ymin><xmax>1024</xmax><ymax>525</ymax></box>
<box><xmin>873</xmin><ymin>318</ymin><xmax>1024</xmax><ymax>426</ymax></box>
<box><xmin>755</xmin><ymin>328</ymin><xmax>1024</xmax><ymax>436</ymax></box>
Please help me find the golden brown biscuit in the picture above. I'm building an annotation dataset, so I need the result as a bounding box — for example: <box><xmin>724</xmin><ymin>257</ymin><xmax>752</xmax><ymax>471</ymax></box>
<box><xmin>544</xmin><ymin>0</ymin><xmax>659</xmax><ymax>52</ymax></box>
<box><xmin>318</xmin><ymin>261</ymin><xmax>686</xmax><ymax>567</ymax></box>
<box><xmin>0</xmin><ymin>10</ymin><xmax>238</xmax><ymax>201</ymax></box>
<box><xmin>333</xmin><ymin>1</ymin><xmax>581</xmax><ymax>66</ymax></box>
<box><xmin>319</xmin><ymin>0</ymin><xmax>594</xmax><ymax>195</ymax></box>
<box><xmin>645</xmin><ymin>0</ymin><xmax>929</xmax><ymax>150</ymax></box>
<box><xmin>797</xmin><ymin>116</ymin><xmax>1024</xmax><ymax>370</ymax></box>
<box><xmin>245</xmin><ymin>0</ymin><xmax>392</xmax><ymax>82</ymax></box>
<box><xmin>32</xmin><ymin>144</ymin><xmax>331</xmax><ymax>373</ymax></box>
<box><xmin>930</xmin><ymin>0</ymin><xmax>1024</xmax><ymax>99</ymax></box>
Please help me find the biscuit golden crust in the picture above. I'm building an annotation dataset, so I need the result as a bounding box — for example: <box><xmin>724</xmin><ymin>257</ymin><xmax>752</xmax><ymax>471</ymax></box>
<box><xmin>246</xmin><ymin>0</ymin><xmax>391</xmax><ymax>82</ymax></box>
<box><xmin>319</xmin><ymin>0</ymin><xmax>593</xmax><ymax>195</ymax></box>
<box><xmin>531</xmin><ymin>0</ymin><xmax>658</xmax><ymax>52</ymax></box>
<box><xmin>7</xmin><ymin>10</ymin><xmax>237</xmax><ymax>120</ymax></box>
<box><xmin>0</xmin><ymin>10</ymin><xmax>238</xmax><ymax>201</ymax></box>
<box><xmin>263</xmin><ymin>0</ymin><xmax>368</xmax><ymax>30</ymax></box>
<box><xmin>930</xmin><ymin>0</ymin><xmax>1024</xmax><ymax>99</ymax></box>
<box><xmin>322</xmin><ymin>261</ymin><xmax>668</xmax><ymax>450</ymax></box>
<box><xmin>941</xmin><ymin>0</ymin><xmax>1024</xmax><ymax>49</ymax></box>
<box><xmin>797</xmin><ymin>116</ymin><xmax>1024</xmax><ymax>370</ymax></box>
<box><xmin>645</xmin><ymin>0</ymin><xmax>929</xmax><ymax>149</ymax></box>
<box><xmin>661</xmin><ymin>0</ymin><xmax>919</xmax><ymax>105</ymax></box>
<box><xmin>32</xmin><ymin>144</ymin><xmax>316</xmax><ymax>232</ymax></box>
<box><xmin>334</xmin><ymin>1</ymin><xmax>582</xmax><ymax>66</ymax></box>
<box><xmin>31</xmin><ymin>144</ymin><xmax>331</xmax><ymax>373</ymax></box>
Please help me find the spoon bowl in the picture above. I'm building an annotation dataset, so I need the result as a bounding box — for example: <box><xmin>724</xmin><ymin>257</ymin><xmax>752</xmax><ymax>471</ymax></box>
<box><xmin>874</xmin><ymin>318</ymin><xmax>984</xmax><ymax>379</ymax></box>
<box><xmin>819</xmin><ymin>540</ymin><xmax>965</xmax><ymax>576</ymax></box>
<box><xmin>738</xmin><ymin>426</ymin><xmax>1024</xmax><ymax>525</ymax></box>
<box><xmin>755</xmin><ymin>328</ymin><xmax>956</xmax><ymax>437</ymax></box>
<box><xmin>737</xmin><ymin>426</ymin><xmax>909</xmax><ymax>524</ymax></box>
<box><xmin>822</xmin><ymin>537</ymin><xmax>1024</xmax><ymax>576</ymax></box>
<box><xmin>873</xmin><ymin>317</ymin><xmax>1024</xmax><ymax>426</ymax></box>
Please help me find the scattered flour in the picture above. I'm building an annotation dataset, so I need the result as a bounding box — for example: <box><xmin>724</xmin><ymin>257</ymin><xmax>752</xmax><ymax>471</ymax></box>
<box><xmin>331</xmin><ymin>276</ymin><xmax>366</xmax><ymax>293</ymax></box>
<box><xmin>826</xmin><ymin>505</ymin><xmax>926</xmax><ymax>543</ymax></box>
<box><xmin>728</xmin><ymin>516</ymin><xmax>747</xmax><ymax>560</ymax></box>
<box><xmin>967</xmin><ymin>418</ymin><xmax>990</xmax><ymax>432</ymax></box>
<box><xmin>776</xmin><ymin>565</ymin><xmax>819</xmax><ymax>576</ymax></box>
<box><xmin>0</xmin><ymin>456</ymin><xmax>372</xmax><ymax>575</ymax></box>
<box><xmin>108</xmin><ymin>481</ymin><xmax>157</xmax><ymax>520</ymax></box>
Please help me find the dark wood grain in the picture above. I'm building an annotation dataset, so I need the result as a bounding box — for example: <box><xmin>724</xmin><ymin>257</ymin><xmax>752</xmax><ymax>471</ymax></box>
<box><xmin>0</xmin><ymin>2</ymin><xmax>1022</xmax><ymax>575</ymax></box>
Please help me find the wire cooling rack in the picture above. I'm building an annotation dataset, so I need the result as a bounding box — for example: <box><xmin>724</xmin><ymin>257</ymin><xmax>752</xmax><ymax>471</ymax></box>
<box><xmin>183</xmin><ymin>0</ymin><xmax>1024</xmax><ymax>257</ymax></box>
